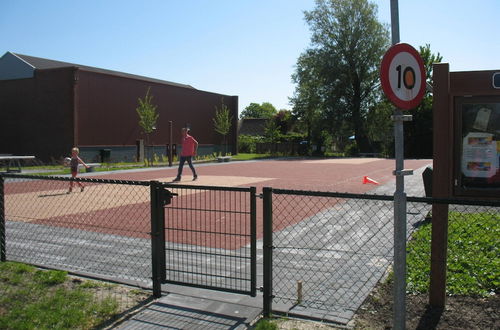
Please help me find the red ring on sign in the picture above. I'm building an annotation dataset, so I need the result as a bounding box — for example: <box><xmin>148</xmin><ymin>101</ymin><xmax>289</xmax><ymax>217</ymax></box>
<box><xmin>380</xmin><ymin>43</ymin><xmax>426</xmax><ymax>110</ymax></box>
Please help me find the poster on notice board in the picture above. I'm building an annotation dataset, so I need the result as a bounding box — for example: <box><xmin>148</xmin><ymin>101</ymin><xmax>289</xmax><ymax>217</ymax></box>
<box><xmin>460</xmin><ymin>103</ymin><xmax>500</xmax><ymax>187</ymax></box>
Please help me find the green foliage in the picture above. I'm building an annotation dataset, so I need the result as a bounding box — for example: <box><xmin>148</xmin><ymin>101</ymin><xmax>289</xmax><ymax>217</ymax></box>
<box><xmin>213</xmin><ymin>99</ymin><xmax>233</xmax><ymax>155</ymax></box>
<box><xmin>33</xmin><ymin>269</ymin><xmax>67</xmax><ymax>285</ymax></box>
<box><xmin>136</xmin><ymin>87</ymin><xmax>158</xmax><ymax>135</ymax></box>
<box><xmin>366</xmin><ymin>100</ymin><xmax>393</xmax><ymax>155</ymax></box>
<box><xmin>136</xmin><ymin>87</ymin><xmax>159</xmax><ymax>166</ymax></box>
<box><xmin>213</xmin><ymin>101</ymin><xmax>232</xmax><ymax>136</ymax></box>
<box><xmin>254</xmin><ymin>318</ymin><xmax>279</xmax><ymax>330</ymax></box>
<box><xmin>280</xmin><ymin>132</ymin><xmax>306</xmax><ymax>143</ymax></box>
<box><xmin>231</xmin><ymin>153</ymin><xmax>271</xmax><ymax>161</ymax></box>
<box><xmin>419</xmin><ymin>43</ymin><xmax>443</xmax><ymax>84</ymax></box>
<box><xmin>403</xmin><ymin>44</ymin><xmax>443</xmax><ymax>158</ymax></box>
<box><xmin>240</xmin><ymin>102</ymin><xmax>277</xmax><ymax>119</ymax></box>
<box><xmin>238</xmin><ymin>134</ymin><xmax>263</xmax><ymax>153</ymax></box>
<box><xmin>407</xmin><ymin>212</ymin><xmax>499</xmax><ymax>296</ymax></box>
<box><xmin>273</xmin><ymin>109</ymin><xmax>295</xmax><ymax>134</ymax></box>
<box><xmin>0</xmin><ymin>262</ymin><xmax>121</xmax><ymax>329</ymax></box>
<box><xmin>264</xmin><ymin>119</ymin><xmax>281</xmax><ymax>143</ymax></box>
<box><xmin>0</xmin><ymin>261</ymin><xmax>35</xmax><ymax>285</ymax></box>
<box><xmin>345</xmin><ymin>141</ymin><xmax>359</xmax><ymax>156</ymax></box>
<box><xmin>292</xmin><ymin>0</ymin><xmax>390</xmax><ymax>152</ymax></box>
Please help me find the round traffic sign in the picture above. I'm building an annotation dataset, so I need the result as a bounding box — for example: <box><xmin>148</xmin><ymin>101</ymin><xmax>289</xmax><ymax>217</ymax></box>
<box><xmin>380</xmin><ymin>43</ymin><xmax>426</xmax><ymax>110</ymax></box>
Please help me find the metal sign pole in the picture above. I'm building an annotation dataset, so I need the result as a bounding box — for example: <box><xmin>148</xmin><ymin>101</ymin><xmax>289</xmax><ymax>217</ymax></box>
<box><xmin>390</xmin><ymin>0</ymin><xmax>400</xmax><ymax>45</ymax></box>
<box><xmin>393</xmin><ymin>110</ymin><xmax>412</xmax><ymax>330</ymax></box>
<box><xmin>390</xmin><ymin>1</ymin><xmax>408</xmax><ymax>329</ymax></box>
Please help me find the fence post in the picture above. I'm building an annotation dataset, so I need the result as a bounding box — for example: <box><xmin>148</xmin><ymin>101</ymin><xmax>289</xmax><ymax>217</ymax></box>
<box><xmin>250</xmin><ymin>186</ymin><xmax>257</xmax><ymax>297</ymax></box>
<box><xmin>150</xmin><ymin>180</ymin><xmax>164</xmax><ymax>298</ymax></box>
<box><xmin>262</xmin><ymin>187</ymin><xmax>273</xmax><ymax>317</ymax></box>
<box><xmin>430</xmin><ymin>203</ymin><xmax>449</xmax><ymax>307</ymax></box>
<box><xmin>0</xmin><ymin>176</ymin><xmax>5</xmax><ymax>262</ymax></box>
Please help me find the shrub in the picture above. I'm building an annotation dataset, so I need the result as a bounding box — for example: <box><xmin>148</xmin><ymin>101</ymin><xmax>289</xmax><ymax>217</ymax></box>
<box><xmin>238</xmin><ymin>135</ymin><xmax>263</xmax><ymax>153</ymax></box>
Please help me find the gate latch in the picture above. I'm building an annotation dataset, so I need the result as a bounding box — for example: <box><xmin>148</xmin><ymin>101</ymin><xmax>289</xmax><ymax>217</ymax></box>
<box><xmin>160</xmin><ymin>188</ymin><xmax>178</xmax><ymax>206</ymax></box>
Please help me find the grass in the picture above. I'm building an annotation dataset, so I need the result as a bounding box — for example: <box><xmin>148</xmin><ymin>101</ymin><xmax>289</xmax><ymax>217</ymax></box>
<box><xmin>0</xmin><ymin>262</ymin><xmax>127</xmax><ymax>329</ymax></box>
<box><xmin>231</xmin><ymin>153</ymin><xmax>271</xmax><ymax>161</ymax></box>
<box><xmin>254</xmin><ymin>318</ymin><xmax>279</xmax><ymax>329</ymax></box>
<box><xmin>407</xmin><ymin>211</ymin><xmax>499</xmax><ymax>296</ymax></box>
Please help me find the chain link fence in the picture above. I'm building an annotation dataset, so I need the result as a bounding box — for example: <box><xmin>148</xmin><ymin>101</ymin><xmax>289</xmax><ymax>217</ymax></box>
<box><xmin>1</xmin><ymin>173</ymin><xmax>498</xmax><ymax>327</ymax></box>
<box><xmin>265</xmin><ymin>188</ymin><xmax>499</xmax><ymax>327</ymax></box>
<box><xmin>0</xmin><ymin>174</ymin><xmax>153</xmax><ymax>320</ymax></box>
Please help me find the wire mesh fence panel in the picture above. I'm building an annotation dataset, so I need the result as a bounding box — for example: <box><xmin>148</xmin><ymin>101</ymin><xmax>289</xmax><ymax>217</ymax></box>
<box><xmin>404</xmin><ymin>201</ymin><xmax>499</xmax><ymax>326</ymax></box>
<box><xmin>3</xmin><ymin>175</ymin><xmax>152</xmax><ymax>287</ymax></box>
<box><xmin>2</xmin><ymin>173</ymin><xmax>498</xmax><ymax>327</ymax></box>
<box><xmin>162</xmin><ymin>184</ymin><xmax>256</xmax><ymax>295</ymax></box>
<box><xmin>268</xmin><ymin>189</ymin><xmax>499</xmax><ymax>327</ymax></box>
<box><xmin>269</xmin><ymin>190</ymin><xmax>432</xmax><ymax>323</ymax></box>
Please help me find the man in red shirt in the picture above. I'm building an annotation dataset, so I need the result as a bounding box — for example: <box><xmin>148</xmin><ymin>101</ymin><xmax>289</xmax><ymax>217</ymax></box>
<box><xmin>173</xmin><ymin>128</ymin><xmax>198</xmax><ymax>181</ymax></box>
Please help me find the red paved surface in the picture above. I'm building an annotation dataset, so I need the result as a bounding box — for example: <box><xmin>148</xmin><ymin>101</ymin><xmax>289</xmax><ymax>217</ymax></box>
<box><xmin>5</xmin><ymin>158</ymin><xmax>432</xmax><ymax>249</ymax></box>
<box><xmin>98</xmin><ymin>158</ymin><xmax>432</xmax><ymax>193</ymax></box>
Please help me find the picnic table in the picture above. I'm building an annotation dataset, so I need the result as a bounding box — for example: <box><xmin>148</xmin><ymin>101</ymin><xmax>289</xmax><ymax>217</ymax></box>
<box><xmin>0</xmin><ymin>155</ymin><xmax>36</xmax><ymax>173</ymax></box>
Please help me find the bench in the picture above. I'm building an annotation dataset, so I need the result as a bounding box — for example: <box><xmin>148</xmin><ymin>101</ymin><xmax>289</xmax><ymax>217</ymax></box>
<box><xmin>0</xmin><ymin>155</ymin><xmax>36</xmax><ymax>173</ymax></box>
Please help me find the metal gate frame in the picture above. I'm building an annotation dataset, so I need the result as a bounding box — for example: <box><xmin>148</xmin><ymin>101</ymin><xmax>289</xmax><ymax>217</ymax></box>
<box><xmin>150</xmin><ymin>181</ymin><xmax>257</xmax><ymax>297</ymax></box>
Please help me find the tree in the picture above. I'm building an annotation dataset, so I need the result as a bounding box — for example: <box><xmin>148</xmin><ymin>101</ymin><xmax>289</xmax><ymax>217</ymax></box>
<box><xmin>292</xmin><ymin>0</ymin><xmax>390</xmax><ymax>152</ymax></box>
<box><xmin>136</xmin><ymin>87</ymin><xmax>158</xmax><ymax>165</ymax></box>
<box><xmin>291</xmin><ymin>48</ymin><xmax>327</xmax><ymax>149</ymax></box>
<box><xmin>404</xmin><ymin>44</ymin><xmax>443</xmax><ymax>158</ymax></box>
<box><xmin>264</xmin><ymin>119</ymin><xmax>281</xmax><ymax>144</ymax></box>
<box><xmin>213</xmin><ymin>100</ymin><xmax>233</xmax><ymax>156</ymax></box>
<box><xmin>239</xmin><ymin>102</ymin><xmax>277</xmax><ymax>119</ymax></box>
<box><xmin>274</xmin><ymin>110</ymin><xmax>294</xmax><ymax>135</ymax></box>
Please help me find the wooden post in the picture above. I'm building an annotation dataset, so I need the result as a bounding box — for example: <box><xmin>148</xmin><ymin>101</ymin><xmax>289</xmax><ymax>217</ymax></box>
<box><xmin>429</xmin><ymin>63</ymin><xmax>451</xmax><ymax>307</ymax></box>
<box><xmin>297</xmin><ymin>280</ymin><xmax>303</xmax><ymax>304</ymax></box>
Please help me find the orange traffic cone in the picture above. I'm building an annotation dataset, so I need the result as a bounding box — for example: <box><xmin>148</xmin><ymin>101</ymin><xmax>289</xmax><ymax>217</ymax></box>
<box><xmin>363</xmin><ymin>176</ymin><xmax>379</xmax><ymax>184</ymax></box>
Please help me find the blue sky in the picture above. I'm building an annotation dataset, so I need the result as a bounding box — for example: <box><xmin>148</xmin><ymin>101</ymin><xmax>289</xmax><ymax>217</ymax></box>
<box><xmin>1</xmin><ymin>0</ymin><xmax>499</xmax><ymax>113</ymax></box>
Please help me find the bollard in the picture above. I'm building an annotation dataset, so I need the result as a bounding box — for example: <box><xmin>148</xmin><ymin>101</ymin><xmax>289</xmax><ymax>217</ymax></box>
<box><xmin>297</xmin><ymin>280</ymin><xmax>303</xmax><ymax>304</ymax></box>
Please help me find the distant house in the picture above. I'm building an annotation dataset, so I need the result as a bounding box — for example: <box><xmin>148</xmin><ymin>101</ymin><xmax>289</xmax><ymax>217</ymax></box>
<box><xmin>0</xmin><ymin>51</ymin><xmax>238</xmax><ymax>162</ymax></box>
<box><xmin>237</xmin><ymin>118</ymin><xmax>268</xmax><ymax>136</ymax></box>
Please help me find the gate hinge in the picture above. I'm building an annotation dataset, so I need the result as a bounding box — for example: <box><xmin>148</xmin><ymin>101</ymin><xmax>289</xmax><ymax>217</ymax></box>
<box><xmin>257</xmin><ymin>193</ymin><xmax>264</xmax><ymax>199</ymax></box>
<box><xmin>258</xmin><ymin>287</ymin><xmax>275</xmax><ymax>297</ymax></box>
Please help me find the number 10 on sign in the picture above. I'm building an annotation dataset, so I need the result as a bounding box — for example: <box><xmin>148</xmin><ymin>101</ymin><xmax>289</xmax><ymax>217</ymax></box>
<box><xmin>380</xmin><ymin>43</ymin><xmax>426</xmax><ymax>110</ymax></box>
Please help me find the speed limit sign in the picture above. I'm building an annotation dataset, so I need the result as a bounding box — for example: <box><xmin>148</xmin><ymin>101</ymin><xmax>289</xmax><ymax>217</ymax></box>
<box><xmin>380</xmin><ymin>43</ymin><xmax>426</xmax><ymax>110</ymax></box>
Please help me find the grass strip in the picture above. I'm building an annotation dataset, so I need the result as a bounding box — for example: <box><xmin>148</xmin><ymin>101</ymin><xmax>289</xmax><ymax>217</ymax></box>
<box><xmin>0</xmin><ymin>262</ymin><xmax>121</xmax><ymax>329</ymax></box>
<box><xmin>407</xmin><ymin>211</ymin><xmax>499</xmax><ymax>296</ymax></box>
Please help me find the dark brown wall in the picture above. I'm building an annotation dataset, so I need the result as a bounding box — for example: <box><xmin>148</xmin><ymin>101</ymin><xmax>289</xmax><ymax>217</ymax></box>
<box><xmin>0</xmin><ymin>68</ymin><xmax>75</xmax><ymax>161</ymax></box>
<box><xmin>1</xmin><ymin>67</ymin><xmax>238</xmax><ymax>162</ymax></box>
<box><xmin>76</xmin><ymin>70</ymin><xmax>238</xmax><ymax>152</ymax></box>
